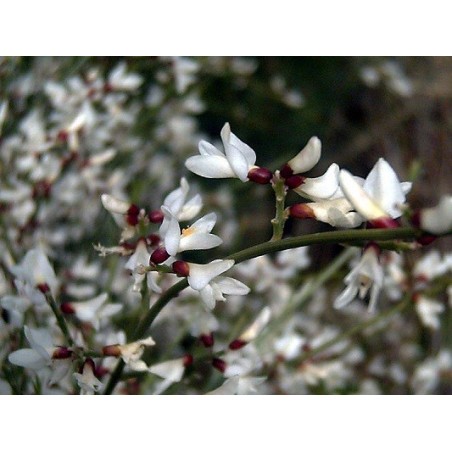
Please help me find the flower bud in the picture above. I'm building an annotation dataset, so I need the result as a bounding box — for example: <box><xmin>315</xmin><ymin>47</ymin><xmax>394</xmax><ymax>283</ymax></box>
<box><xmin>212</xmin><ymin>357</ymin><xmax>227</xmax><ymax>373</ymax></box>
<box><xmin>102</xmin><ymin>344</ymin><xmax>122</xmax><ymax>357</ymax></box>
<box><xmin>172</xmin><ymin>260</ymin><xmax>190</xmax><ymax>277</ymax></box>
<box><xmin>148</xmin><ymin>210</ymin><xmax>164</xmax><ymax>223</ymax></box>
<box><xmin>52</xmin><ymin>347</ymin><xmax>73</xmax><ymax>360</ymax></box>
<box><xmin>228</xmin><ymin>339</ymin><xmax>247</xmax><ymax>350</ymax></box>
<box><xmin>60</xmin><ymin>302</ymin><xmax>76</xmax><ymax>315</ymax></box>
<box><xmin>288</xmin><ymin>204</ymin><xmax>315</xmax><ymax>220</ymax></box>
<box><xmin>247</xmin><ymin>166</ymin><xmax>273</xmax><ymax>185</ymax></box>
<box><xmin>150</xmin><ymin>247</ymin><xmax>170</xmax><ymax>265</ymax></box>
<box><xmin>183</xmin><ymin>354</ymin><xmax>194</xmax><ymax>367</ymax></box>
<box><xmin>285</xmin><ymin>175</ymin><xmax>305</xmax><ymax>189</ymax></box>
<box><xmin>200</xmin><ymin>333</ymin><xmax>215</xmax><ymax>348</ymax></box>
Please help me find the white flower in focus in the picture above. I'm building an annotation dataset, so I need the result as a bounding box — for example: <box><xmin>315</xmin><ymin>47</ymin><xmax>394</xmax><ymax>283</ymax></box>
<box><xmin>198</xmin><ymin>276</ymin><xmax>250</xmax><ymax>310</ymax></box>
<box><xmin>161</xmin><ymin>177</ymin><xmax>202</xmax><ymax>222</ymax></box>
<box><xmin>185</xmin><ymin>123</ymin><xmax>257</xmax><ymax>182</ymax></box>
<box><xmin>294</xmin><ymin>163</ymin><xmax>341</xmax><ymax>201</ymax></box>
<box><xmin>339</xmin><ymin>158</ymin><xmax>411</xmax><ymax>227</ymax></box>
<box><xmin>334</xmin><ymin>245</ymin><xmax>384</xmax><ymax>312</ymax></box>
<box><xmin>283</xmin><ymin>136</ymin><xmax>322</xmax><ymax>175</ymax></box>
<box><xmin>160</xmin><ymin>208</ymin><xmax>223</xmax><ymax>257</ymax></box>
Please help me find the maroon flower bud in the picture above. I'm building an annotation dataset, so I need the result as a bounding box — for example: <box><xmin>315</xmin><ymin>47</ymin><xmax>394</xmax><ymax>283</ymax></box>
<box><xmin>183</xmin><ymin>354</ymin><xmax>194</xmax><ymax>367</ymax></box>
<box><xmin>288</xmin><ymin>204</ymin><xmax>315</xmax><ymax>219</ymax></box>
<box><xmin>228</xmin><ymin>339</ymin><xmax>247</xmax><ymax>350</ymax></box>
<box><xmin>102</xmin><ymin>344</ymin><xmax>122</xmax><ymax>357</ymax></box>
<box><xmin>60</xmin><ymin>302</ymin><xmax>76</xmax><ymax>315</ymax></box>
<box><xmin>368</xmin><ymin>217</ymin><xmax>400</xmax><ymax>229</ymax></box>
<box><xmin>416</xmin><ymin>234</ymin><xmax>437</xmax><ymax>246</ymax></box>
<box><xmin>280</xmin><ymin>163</ymin><xmax>294</xmax><ymax>179</ymax></box>
<box><xmin>148</xmin><ymin>210</ymin><xmax>164</xmax><ymax>224</ymax></box>
<box><xmin>200</xmin><ymin>333</ymin><xmax>215</xmax><ymax>348</ymax></box>
<box><xmin>150</xmin><ymin>247</ymin><xmax>170</xmax><ymax>265</ymax></box>
<box><xmin>172</xmin><ymin>260</ymin><xmax>190</xmax><ymax>277</ymax></box>
<box><xmin>285</xmin><ymin>175</ymin><xmax>305</xmax><ymax>189</ymax></box>
<box><xmin>247</xmin><ymin>167</ymin><xmax>273</xmax><ymax>185</ymax></box>
<box><xmin>36</xmin><ymin>283</ymin><xmax>50</xmax><ymax>294</ymax></box>
<box><xmin>147</xmin><ymin>233</ymin><xmax>161</xmax><ymax>247</ymax></box>
<box><xmin>126</xmin><ymin>214</ymin><xmax>139</xmax><ymax>226</ymax></box>
<box><xmin>56</xmin><ymin>130</ymin><xmax>69</xmax><ymax>143</ymax></box>
<box><xmin>212</xmin><ymin>357</ymin><xmax>227</xmax><ymax>373</ymax></box>
<box><xmin>52</xmin><ymin>347</ymin><xmax>73</xmax><ymax>360</ymax></box>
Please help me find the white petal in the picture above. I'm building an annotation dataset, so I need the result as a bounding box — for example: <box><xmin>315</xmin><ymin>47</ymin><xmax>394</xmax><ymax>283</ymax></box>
<box><xmin>101</xmin><ymin>194</ymin><xmax>130</xmax><ymax>214</ymax></box>
<box><xmin>188</xmin><ymin>259</ymin><xmax>235</xmax><ymax>291</ymax></box>
<box><xmin>179</xmin><ymin>233</ymin><xmax>222</xmax><ymax>252</ymax></box>
<box><xmin>9</xmin><ymin>349</ymin><xmax>48</xmax><ymax>370</ymax></box>
<box><xmin>163</xmin><ymin>178</ymin><xmax>189</xmax><ymax>215</ymax></box>
<box><xmin>214</xmin><ymin>277</ymin><xmax>250</xmax><ymax>295</ymax></box>
<box><xmin>178</xmin><ymin>194</ymin><xmax>203</xmax><ymax>221</ymax></box>
<box><xmin>295</xmin><ymin>163</ymin><xmax>340</xmax><ymax>200</ymax></box>
<box><xmin>206</xmin><ymin>376</ymin><xmax>240</xmax><ymax>395</ymax></box>
<box><xmin>420</xmin><ymin>195</ymin><xmax>452</xmax><ymax>235</ymax></box>
<box><xmin>200</xmin><ymin>285</ymin><xmax>216</xmax><ymax>310</ymax></box>
<box><xmin>363</xmin><ymin>158</ymin><xmax>406</xmax><ymax>218</ymax></box>
<box><xmin>239</xmin><ymin>307</ymin><xmax>271</xmax><ymax>342</ymax></box>
<box><xmin>339</xmin><ymin>169</ymin><xmax>388</xmax><ymax>220</ymax></box>
<box><xmin>148</xmin><ymin>358</ymin><xmax>185</xmax><ymax>382</ymax></box>
<box><xmin>228</xmin><ymin>131</ymin><xmax>256</xmax><ymax>167</ymax></box>
<box><xmin>198</xmin><ymin>140</ymin><xmax>225</xmax><ymax>157</ymax></box>
<box><xmin>24</xmin><ymin>326</ymin><xmax>53</xmax><ymax>358</ymax></box>
<box><xmin>334</xmin><ymin>283</ymin><xmax>359</xmax><ymax>309</ymax></box>
<box><xmin>161</xmin><ymin>207</ymin><xmax>181</xmax><ymax>256</ymax></box>
<box><xmin>287</xmin><ymin>136</ymin><xmax>322</xmax><ymax>173</ymax></box>
<box><xmin>185</xmin><ymin>155</ymin><xmax>236</xmax><ymax>179</ymax></box>
<box><xmin>190</xmin><ymin>212</ymin><xmax>217</xmax><ymax>233</ymax></box>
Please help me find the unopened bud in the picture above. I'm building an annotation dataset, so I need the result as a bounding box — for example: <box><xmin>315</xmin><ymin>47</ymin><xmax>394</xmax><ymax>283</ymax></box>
<box><xmin>228</xmin><ymin>339</ymin><xmax>247</xmax><ymax>350</ymax></box>
<box><xmin>148</xmin><ymin>210</ymin><xmax>164</xmax><ymax>223</ymax></box>
<box><xmin>150</xmin><ymin>247</ymin><xmax>170</xmax><ymax>264</ymax></box>
<box><xmin>183</xmin><ymin>354</ymin><xmax>193</xmax><ymax>367</ymax></box>
<box><xmin>247</xmin><ymin>167</ymin><xmax>273</xmax><ymax>185</ymax></box>
<box><xmin>212</xmin><ymin>357</ymin><xmax>227</xmax><ymax>373</ymax></box>
<box><xmin>368</xmin><ymin>217</ymin><xmax>400</xmax><ymax>229</ymax></box>
<box><xmin>289</xmin><ymin>204</ymin><xmax>315</xmax><ymax>219</ymax></box>
<box><xmin>280</xmin><ymin>163</ymin><xmax>294</xmax><ymax>179</ymax></box>
<box><xmin>60</xmin><ymin>302</ymin><xmax>76</xmax><ymax>315</ymax></box>
<box><xmin>36</xmin><ymin>283</ymin><xmax>50</xmax><ymax>294</ymax></box>
<box><xmin>200</xmin><ymin>333</ymin><xmax>215</xmax><ymax>348</ymax></box>
<box><xmin>52</xmin><ymin>347</ymin><xmax>73</xmax><ymax>360</ymax></box>
<box><xmin>147</xmin><ymin>233</ymin><xmax>161</xmax><ymax>246</ymax></box>
<box><xmin>285</xmin><ymin>175</ymin><xmax>305</xmax><ymax>189</ymax></box>
<box><xmin>102</xmin><ymin>344</ymin><xmax>122</xmax><ymax>357</ymax></box>
<box><xmin>172</xmin><ymin>260</ymin><xmax>190</xmax><ymax>277</ymax></box>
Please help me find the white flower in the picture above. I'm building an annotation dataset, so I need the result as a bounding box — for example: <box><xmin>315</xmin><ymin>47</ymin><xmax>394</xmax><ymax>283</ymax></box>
<box><xmin>334</xmin><ymin>245</ymin><xmax>384</xmax><ymax>312</ymax></box>
<box><xmin>160</xmin><ymin>208</ymin><xmax>222</xmax><ymax>257</ymax></box>
<box><xmin>414</xmin><ymin>295</ymin><xmax>444</xmax><ymax>330</ymax></box>
<box><xmin>103</xmin><ymin>336</ymin><xmax>155</xmax><ymax>372</ymax></box>
<box><xmin>73</xmin><ymin>359</ymin><xmax>103</xmax><ymax>395</ymax></box>
<box><xmin>198</xmin><ymin>276</ymin><xmax>250</xmax><ymax>310</ymax></box>
<box><xmin>417</xmin><ymin>195</ymin><xmax>452</xmax><ymax>235</ymax></box>
<box><xmin>185</xmin><ymin>123</ymin><xmax>257</xmax><ymax>182</ymax></box>
<box><xmin>294</xmin><ymin>163</ymin><xmax>341</xmax><ymax>201</ymax></box>
<box><xmin>148</xmin><ymin>357</ymin><xmax>189</xmax><ymax>394</ymax></box>
<box><xmin>108</xmin><ymin>62</ymin><xmax>143</xmax><ymax>91</ymax></box>
<box><xmin>61</xmin><ymin>293</ymin><xmax>121</xmax><ymax>330</ymax></box>
<box><xmin>101</xmin><ymin>193</ymin><xmax>131</xmax><ymax>215</ymax></box>
<box><xmin>11</xmin><ymin>248</ymin><xmax>59</xmax><ymax>298</ymax></box>
<box><xmin>206</xmin><ymin>375</ymin><xmax>266</xmax><ymax>395</ymax></box>
<box><xmin>339</xmin><ymin>158</ymin><xmax>411</xmax><ymax>227</ymax></box>
<box><xmin>161</xmin><ymin>177</ymin><xmax>202</xmax><ymax>222</ymax></box>
<box><xmin>124</xmin><ymin>240</ymin><xmax>152</xmax><ymax>292</ymax></box>
<box><xmin>8</xmin><ymin>326</ymin><xmax>73</xmax><ymax>384</ymax></box>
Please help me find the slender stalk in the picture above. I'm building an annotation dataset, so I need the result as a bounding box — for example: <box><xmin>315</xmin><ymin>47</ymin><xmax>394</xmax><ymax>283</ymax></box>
<box><xmin>44</xmin><ymin>292</ymin><xmax>74</xmax><ymax>348</ymax></box>
<box><xmin>270</xmin><ymin>171</ymin><xmax>288</xmax><ymax>241</ymax></box>
<box><xmin>102</xmin><ymin>226</ymin><xmax>449</xmax><ymax>394</ymax></box>
<box><xmin>298</xmin><ymin>293</ymin><xmax>412</xmax><ymax>363</ymax></box>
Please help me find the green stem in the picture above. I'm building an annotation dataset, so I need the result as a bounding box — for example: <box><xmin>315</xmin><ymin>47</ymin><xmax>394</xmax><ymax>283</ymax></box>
<box><xmin>270</xmin><ymin>171</ymin><xmax>288</xmax><ymax>241</ymax></box>
<box><xmin>102</xmin><ymin>226</ymin><xmax>449</xmax><ymax>394</ymax></box>
<box><xmin>44</xmin><ymin>292</ymin><xmax>74</xmax><ymax>348</ymax></box>
<box><xmin>298</xmin><ymin>293</ymin><xmax>412</xmax><ymax>363</ymax></box>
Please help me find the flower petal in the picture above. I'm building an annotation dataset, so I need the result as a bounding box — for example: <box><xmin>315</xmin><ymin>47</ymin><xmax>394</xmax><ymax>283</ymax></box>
<box><xmin>8</xmin><ymin>348</ymin><xmax>48</xmax><ymax>370</ymax></box>
<box><xmin>295</xmin><ymin>163</ymin><xmax>340</xmax><ymax>201</ymax></box>
<box><xmin>185</xmin><ymin>155</ymin><xmax>236</xmax><ymax>179</ymax></box>
<box><xmin>287</xmin><ymin>136</ymin><xmax>322</xmax><ymax>174</ymax></box>
<box><xmin>188</xmin><ymin>259</ymin><xmax>235</xmax><ymax>291</ymax></box>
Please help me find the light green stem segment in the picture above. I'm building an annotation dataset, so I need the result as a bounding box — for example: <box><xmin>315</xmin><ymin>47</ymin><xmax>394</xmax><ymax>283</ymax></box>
<box><xmin>44</xmin><ymin>292</ymin><xmax>74</xmax><ymax>348</ymax></box>
<box><xmin>270</xmin><ymin>171</ymin><xmax>288</xmax><ymax>241</ymax></box>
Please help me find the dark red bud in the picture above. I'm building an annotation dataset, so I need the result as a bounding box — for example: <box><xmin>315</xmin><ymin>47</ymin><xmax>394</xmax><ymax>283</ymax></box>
<box><xmin>228</xmin><ymin>339</ymin><xmax>247</xmax><ymax>350</ymax></box>
<box><xmin>56</xmin><ymin>130</ymin><xmax>69</xmax><ymax>142</ymax></box>
<box><xmin>416</xmin><ymin>234</ymin><xmax>437</xmax><ymax>246</ymax></box>
<box><xmin>247</xmin><ymin>167</ymin><xmax>273</xmax><ymax>185</ymax></box>
<box><xmin>60</xmin><ymin>302</ymin><xmax>76</xmax><ymax>315</ymax></box>
<box><xmin>285</xmin><ymin>175</ymin><xmax>305</xmax><ymax>189</ymax></box>
<box><xmin>411</xmin><ymin>210</ymin><xmax>421</xmax><ymax>228</ymax></box>
<box><xmin>200</xmin><ymin>333</ymin><xmax>215</xmax><ymax>348</ymax></box>
<box><xmin>288</xmin><ymin>204</ymin><xmax>315</xmax><ymax>219</ymax></box>
<box><xmin>126</xmin><ymin>214</ymin><xmax>139</xmax><ymax>226</ymax></box>
<box><xmin>127</xmin><ymin>204</ymin><xmax>140</xmax><ymax>216</ymax></box>
<box><xmin>280</xmin><ymin>163</ymin><xmax>294</xmax><ymax>179</ymax></box>
<box><xmin>368</xmin><ymin>217</ymin><xmax>400</xmax><ymax>229</ymax></box>
<box><xmin>148</xmin><ymin>210</ymin><xmax>164</xmax><ymax>224</ymax></box>
<box><xmin>52</xmin><ymin>347</ymin><xmax>73</xmax><ymax>360</ymax></box>
<box><xmin>183</xmin><ymin>354</ymin><xmax>194</xmax><ymax>367</ymax></box>
<box><xmin>84</xmin><ymin>358</ymin><xmax>96</xmax><ymax>373</ymax></box>
<box><xmin>147</xmin><ymin>233</ymin><xmax>161</xmax><ymax>247</ymax></box>
<box><xmin>36</xmin><ymin>283</ymin><xmax>50</xmax><ymax>294</ymax></box>
<box><xmin>104</xmin><ymin>83</ymin><xmax>113</xmax><ymax>94</ymax></box>
<box><xmin>212</xmin><ymin>357</ymin><xmax>227</xmax><ymax>373</ymax></box>
<box><xmin>172</xmin><ymin>260</ymin><xmax>190</xmax><ymax>277</ymax></box>
<box><xmin>102</xmin><ymin>344</ymin><xmax>122</xmax><ymax>357</ymax></box>
<box><xmin>150</xmin><ymin>247</ymin><xmax>170</xmax><ymax>264</ymax></box>
<box><xmin>95</xmin><ymin>366</ymin><xmax>110</xmax><ymax>378</ymax></box>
